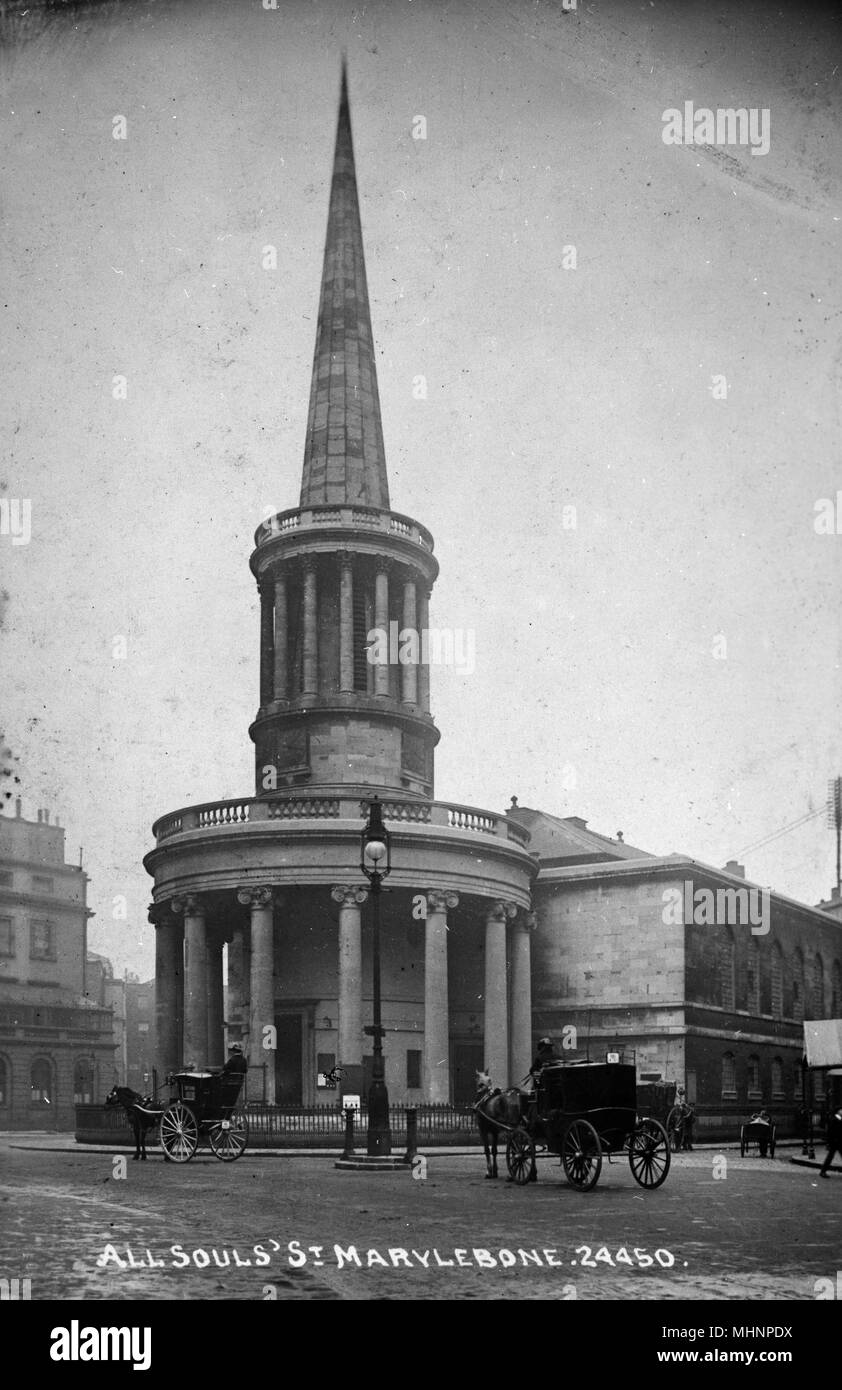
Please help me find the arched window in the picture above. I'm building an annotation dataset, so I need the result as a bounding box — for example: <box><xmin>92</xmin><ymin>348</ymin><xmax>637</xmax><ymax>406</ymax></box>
<box><xmin>771</xmin><ymin>943</ymin><xmax>783</xmax><ymax>1019</ymax></box>
<box><xmin>0</xmin><ymin>1056</ymin><xmax>7</xmax><ymax>1106</ymax></box>
<box><xmin>721</xmin><ymin>1052</ymin><xmax>737</xmax><ymax>1099</ymax></box>
<box><xmin>832</xmin><ymin>961</ymin><xmax>842</xmax><ymax>1016</ymax></box>
<box><xmin>771</xmin><ymin>1057</ymin><xmax>784</xmax><ymax>1099</ymax></box>
<box><xmin>30</xmin><ymin>1058</ymin><xmax>52</xmax><ymax>1104</ymax></box>
<box><xmin>747</xmin><ymin>1055</ymin><xmax>761</xmax><ymax>1098</ymax></box>
<box><xmin>746</xmin><ymin>940</ymin><xmax>760</xmax><ymax>1014</ymax></box>
<box><xmin>792</xmin><ymin>948</ymin><xmax>805</xmax><ymax>1022</ymax></box>
<box><xmin>719</xmin><ymin>930</ymin><xmax>736</xmax><ymax>1011</ymax></box>
<box><xmin>73</xmin><ymin>1059</ymin><xmax>93</xmax><ymax>1105</ymax></box>
<box><xmin>812</xmin><ymin>955</ymin><xmax>825</xmax><ymax>1019</ymax></box>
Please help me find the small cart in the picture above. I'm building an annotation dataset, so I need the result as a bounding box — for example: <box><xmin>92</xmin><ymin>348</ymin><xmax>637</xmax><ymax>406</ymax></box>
<box><xmin>159</xmin><ymin>1071</ymin><xmax>249</xmax><ymax>1163</ymax></box>
<box><xmin>739</xmin><ymin>1113</ymin><xmax>776</xmax><ymax>1158</ymax></box>
<box><xmin>505</xmin><ymin>1061</ymin><xmax>671</xmax><ymax>1191</ymax></box>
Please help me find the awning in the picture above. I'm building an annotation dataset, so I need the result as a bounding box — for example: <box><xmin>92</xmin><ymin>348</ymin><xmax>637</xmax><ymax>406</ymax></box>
<box><xmin>803</xmin><ymin>1019</ymin><xmax>842</xmax><ymax>1068</ymax></box>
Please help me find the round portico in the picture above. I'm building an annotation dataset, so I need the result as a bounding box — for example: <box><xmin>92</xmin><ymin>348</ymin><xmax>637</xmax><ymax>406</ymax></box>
<box><xmin>145</xmin><ymin>795</ymin><xmax>536</xmax><ymax>1103</ymax></box>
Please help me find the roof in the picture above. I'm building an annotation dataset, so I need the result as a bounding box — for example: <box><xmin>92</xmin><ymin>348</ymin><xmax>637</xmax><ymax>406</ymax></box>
<box><xmin>299</xmin><ymin>64</ymin><xmax>390</xmax><ymax>510</ymax></box>
<box><xmin>507</xmin><ymin>806</ymin><xmax>652</xmax><ymax>865</ymax></box>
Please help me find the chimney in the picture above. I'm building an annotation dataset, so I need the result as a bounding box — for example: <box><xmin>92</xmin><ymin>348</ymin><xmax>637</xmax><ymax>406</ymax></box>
<box><xmin>14</xmin><ymin>797</ymin><xmax>21</xmax><ymax>817</ymax></box>
<box><xmin>616</xmin><ymin>830</ymin><xmax>624</xmax><ymax>843</ymax></box>
<box><xmin>43</xmin><ymin>809</ymin><xmax>50</xmax><ymax>825</ymax></box>
<box><xmin>724</xmin><ymin>859</ymin><xmax>746</xmax><ymax>879</ymax></box>
<box><xmin>37</xmin><ymin>809</ymin><xmax>42</xmax><ymax>823</ymax></box>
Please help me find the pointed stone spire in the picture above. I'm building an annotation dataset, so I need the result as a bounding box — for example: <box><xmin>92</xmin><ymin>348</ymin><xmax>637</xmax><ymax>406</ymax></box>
<box><xmin>300</xmin><ymin>64</ymin><xmax>390</xmax><ymax>510</ymax></box>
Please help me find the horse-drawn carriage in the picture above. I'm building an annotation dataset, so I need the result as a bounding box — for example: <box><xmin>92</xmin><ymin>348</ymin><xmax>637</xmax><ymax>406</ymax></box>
<box><xmin>739</xmin><ymin>1112</ymin><xmax>776</xmax><ymax>1158</ymax></box>
<box><xmin>477</xmin><ymin>1061</ymin><xmax>671</xmax><ymax>1191</ymax></box>
<box><xmin>106</xmin><ymin>1069</ymin><xmax>249</xmax><ymax>1163</ymax></box>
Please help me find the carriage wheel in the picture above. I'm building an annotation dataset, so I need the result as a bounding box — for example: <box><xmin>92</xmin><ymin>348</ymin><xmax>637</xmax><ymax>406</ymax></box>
<box><xmin>561</xmin><ymin>1119</ymin><xmax>602</xmax><ymax>1191</ymax></box>
<box><xmin>209</xmin><ymin>1111</ymin><xmax>249</xmax><ymax>1162</ymax></box>
<box><xmin>740</xmin><ymin>1127</ymin><xmax>747</xmax><ymax>1158</ymax></box>
<box><xmin>505</xmin><ymin>1128</ymin><xmax>536</xmax><ymax>1185</ymax></box>
<box><xmin>159</xmin><ymin>1100</ymin><xmax>198</xmax><ymax>1163</ymax></box>
<box><xmin>629</xmin><ymin>1118</ymin><xmax>671</xmax><ymax>1189</ymax></box>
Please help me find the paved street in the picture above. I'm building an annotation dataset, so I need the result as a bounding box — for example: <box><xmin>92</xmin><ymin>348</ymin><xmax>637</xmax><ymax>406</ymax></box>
<box><xmin>1</xmin><ymin>1135</ymin><xmax>840</xmax><ymax>1301</ymax></box>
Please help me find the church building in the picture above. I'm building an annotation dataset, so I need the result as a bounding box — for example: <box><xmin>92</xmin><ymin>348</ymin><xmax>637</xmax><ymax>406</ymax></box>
<box><xmin>144</xmin><ymin>70</ymin><xmax>842</xmax><ymax>1125</ymax></box>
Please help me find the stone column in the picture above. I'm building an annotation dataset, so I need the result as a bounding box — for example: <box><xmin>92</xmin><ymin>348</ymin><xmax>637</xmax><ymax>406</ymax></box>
<box><xmin>302</xmin><ymin>561</ymin><xmax>318</xmax><ymax>698</ymax></box>
<box><xmin>227</xmin><ymin>920</ymin><xmax>247</xmax><ymax>1047</ymax></box>
<box><xmin>238</xmin><ymin>887</ymin><xmax>275</xmax><ymax>1101</ymax></box>
<box><xmin>331</xmin><ymin>885</ymin><xmax>367</xmax><ymax>1096</ymax></box>
<box><xmin>206</xmin><ymin>929</ymin><xmax>224</xmax><ymax>1068</ymax></box>
<box><xmin>373</xmin><ymin>563</ymin><xmax>390</xmax><ymax>697</ymax></box>
<box><xmin>151</xmin><ymin>904</ymin><xmax>182</xmax><ymax>1079</ymax></box>
<box><xmin>339</xmin><ymin>555</ymin><xmax>354</xmax><ymax>693</ymax></box>
<box><xmin>484</xmin><ymin>900</ymin><xmax>516</xmax><ymax>1087</ymax></box>
<box><xmin>173</xmin><ymin>895</ymin><xmax>207</xmax><ymax>1068</ymax></box>
<box><xmin>401</xmin><ymin>574</ymin><xmax>418</xmax><ymax>706</ymax></box>
<box><xmin>424</xmin><ymin>891</ymin><xmax>458</xmax><ymax>1102</ymax></box>
<box><xmin>510</xmin><ymin>910</ymin><xmax>536</xmax><ymax>1086</ymax></box>
<box><xmin>273</xmin><ymin>571</ymin><xmax>288</xmax><ymax>701</ymax></box>
<box><xmin>259</xmin><ymin>582</ymin><xmax>274</xmax><ymax>705</ymax></box>
<box><xmin>417</xmin><ymin>586</ymin><xmax>431</xmax><ymax>713</ymax></box>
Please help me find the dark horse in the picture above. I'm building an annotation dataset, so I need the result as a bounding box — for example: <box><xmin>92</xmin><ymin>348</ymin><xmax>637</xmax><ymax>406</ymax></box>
<box><xmin>105</xmin><ymin>1086</ymin><xmax>159</xmax><ymax>1160</ymax></box>
<box><xmin>473</xmin><ymin>1070</ymin><xmax>536</xmax><ymax>1180</ymax></box>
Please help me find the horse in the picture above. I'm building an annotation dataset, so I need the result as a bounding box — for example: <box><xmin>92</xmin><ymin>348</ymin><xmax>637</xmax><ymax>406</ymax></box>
<box><xmin>473</xmin><ymin>1069</ymin><xmax>536</xmax><ymax>1180</ymax></box>
<box><xmin>105</xmin><ymin>1086</ymin><xmax>159</xmax><ymax>1160</ymax></box>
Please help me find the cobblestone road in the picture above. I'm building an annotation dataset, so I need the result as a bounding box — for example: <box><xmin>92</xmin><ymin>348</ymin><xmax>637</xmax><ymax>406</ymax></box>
<box><xmin>2</xmin><ymin>1137</ymin><xmax>840</xmax><ymax>1300</ymax></box>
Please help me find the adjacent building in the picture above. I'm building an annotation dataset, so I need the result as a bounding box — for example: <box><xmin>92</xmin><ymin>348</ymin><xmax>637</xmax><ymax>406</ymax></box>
<box><xmin>0</xmin><ymin>799</ymin><xmax>114</xmax><ymax>1128</ymax></box>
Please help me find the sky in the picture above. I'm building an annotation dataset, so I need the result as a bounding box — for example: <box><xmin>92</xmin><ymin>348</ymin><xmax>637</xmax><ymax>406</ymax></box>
<box><xmin>1</xmin><ymin>0</ymin><xmax>840</xmax><ymax>979</ymax></box>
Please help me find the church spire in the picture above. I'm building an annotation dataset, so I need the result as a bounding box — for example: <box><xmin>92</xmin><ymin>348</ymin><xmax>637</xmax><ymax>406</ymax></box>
<box><xmin>300</xmin><ymin>63</ymin><xmax>390</xmax><ymax>510</ymax></box>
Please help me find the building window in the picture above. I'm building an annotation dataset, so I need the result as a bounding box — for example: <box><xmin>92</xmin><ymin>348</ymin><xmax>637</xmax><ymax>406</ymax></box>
<box><xmin>137</xmin><ymin>995</ymin><xmax>149</xmax><ymax>1012</ymax></box>
<box><xmin>812</xmin><ymin>955</ymin><xmax>825</xmax><ymax>1019</ymax></box>
<box><xmin>0</xmin><ymin>1056</ymin><xmax>7</xmax><ymax>1105</ymax></box>
<box><xmin>833</xmin><ymin>962</ymin><xmax>842</xmax><ymax>1017</ymax></box>
<box><xmin>815</xmin><ymin>1070</ymin><xmax>825</xmax><ymax>1101</ymax></box>
<box><xmin>0</xmin><ymin>917</ymin><xmax>13</xmax><ymax>957</ymax></box>
<box><xmin>30</xmin><ymin>1058</ymin><xmax>52</xmax><ymax>1104</ymax></box>
<box><xmin>747</xmin><ymin>1055</ymin><xmax>761</xmax><ymax>1099</ymax></box>
<box><xmin>73</xmin><ymin>1059</ymin><xmax>93</xmax><ymax>1105</ymax></box>
<box><xmin>0</xmin><ymin>871</ymin><xmax>12</xmax><ymax>888</ymax></box>
<box><xmin>137</xmin><ymin>1023</ymin><xmax>149</xmax><ymax>1034</ymax></box>
<box><xmin>719</xmin><ymin>932</ymin><xmax>735</xmax><ymax>1011</ymax></box>
<box><xmin>32</xmin><ymin>875</ymin><xmax>54</xmax><ymax>894</ymax></box>
<box><xmin>771</xmin><ymin>1057</ymin><xmax>784</xmax><ymax>1099</ymax></box>
<box><xmin>721</xmin><ymin>1053</ymin><xmax>737</xmax><ymax>1099</ymax></box>
<box><xmin>30</xmin><ymin>920</ymin><xmax>55</xmax><ymax>960</ymax></box>
<box><xmin>771</xmin><ymin>944</ymin><xmax>783</xmax><ymax>1019</ymax></box>
<box><xmin>406</xmin><ymin>1050</ymin><xmax>422</xmax><ymax>1090</ymax></box>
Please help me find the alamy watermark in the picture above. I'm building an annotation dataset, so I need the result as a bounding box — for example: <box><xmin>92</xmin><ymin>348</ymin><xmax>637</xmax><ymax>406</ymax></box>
<box><xmin>662</xmin><ymin>102</ymin><xmax>770</xmax><ymax>157</ymax></box>
<box><xmin>367</xmin><ymin>622</ymin><xmax>475</xmax><ymax>676</ymax></box>
<box><xmin>662</xmin><ymin>881</ymin><xmax>770</xmax><ymax>935</ymax></box>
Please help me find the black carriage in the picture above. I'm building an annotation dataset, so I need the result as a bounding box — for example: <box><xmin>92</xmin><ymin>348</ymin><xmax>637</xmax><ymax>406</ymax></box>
<box><xmin>739</xmin><ymin>1113</ymin><xmax>776</xmax><ymax>1158</ymax></box>
<box><xmin>158</xmin><ymin>1070</ymin><xmax>249</xmax><ymax>1163</ymax></box>
<box><xmin>505</xmin><ymin>1061</ymin><xmax>671</xmax><ymax>1191</ymax></box>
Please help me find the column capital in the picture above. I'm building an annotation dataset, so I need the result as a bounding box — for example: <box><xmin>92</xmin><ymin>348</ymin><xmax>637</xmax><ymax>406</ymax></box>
<box><xmin>301</xmin><ymin>555</ymin><xmax>318</xmax><ymax>575</ymax></box>
<box><xmin>170</xmin><ymin>894</ymin><xmax>206</xmax><ymax>917</ymax></box>
<box><xmin>486</xmin><ymin>899</ymin><xmax>518</xmax><ymax>923</ymax></box>
<box><xmin>337</xmin><ymin>550</ymin><xmax>355</xmax><ymax>570</ymax></box>
<box><xmin>514</xmin><ymin>909</ymin><xmax>538</xmax><ymax>932</ymax></box>
<box><xmin>425</xmin><ymin>890</ymin><xmax>459</xmax><ymax>913</ymax></box>
<box><xmin>375</xmin><ymin>557</ymin><xmax>394</xmax><ymax>577</ymax></box>
<box><xmin>237</xmin><ymin>885</ymin><xmax>274</xmax><ymax>908</ymax></box>
<box><xmin>331</xmin><ymin>885</ymin><xmax>368</xmax><ymax>906</ymax></box>
<box><xmin>148</xmin><ymin>900</ymin><xmax>179</xmax><ymax>928</ymax></box>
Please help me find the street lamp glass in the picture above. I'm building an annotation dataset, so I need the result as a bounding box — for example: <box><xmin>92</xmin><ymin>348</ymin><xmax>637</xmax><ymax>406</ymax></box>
<box><xmin>364</xmin><ymin>838</ymin><xmax>388</xmax><ymax>865</ymax></box>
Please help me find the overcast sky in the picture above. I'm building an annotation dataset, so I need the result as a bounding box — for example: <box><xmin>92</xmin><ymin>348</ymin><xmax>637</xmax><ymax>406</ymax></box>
<box><xmin>1</xmin><ymin>0</ymin><xmax>840</xmax><ymax>979</ymax></box>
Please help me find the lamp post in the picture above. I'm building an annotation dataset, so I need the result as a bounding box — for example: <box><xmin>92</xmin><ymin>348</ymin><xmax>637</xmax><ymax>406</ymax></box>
<box><xmin>360</xmin><ymin>796</ymin><xmax>392</xmax><ymax>1156</ymax></box>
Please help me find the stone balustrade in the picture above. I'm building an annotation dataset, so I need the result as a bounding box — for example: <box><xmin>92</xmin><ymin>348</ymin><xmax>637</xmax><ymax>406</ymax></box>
<box><xmin>254</xmin><ymin>504</ymin><xmax>435</xmax><ymax>554</ymax></box>
<box><xmin>152</xmin><ymin>794</ymin><xmax>531</xmax><ymax>848</ymax></box>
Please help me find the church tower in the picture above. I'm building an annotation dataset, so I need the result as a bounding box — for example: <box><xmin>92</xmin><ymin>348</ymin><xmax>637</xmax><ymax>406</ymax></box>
<box><xmin>249</xmin><ymin>67</ymin><xmax>439</xmax><ymax>802</ymax></box>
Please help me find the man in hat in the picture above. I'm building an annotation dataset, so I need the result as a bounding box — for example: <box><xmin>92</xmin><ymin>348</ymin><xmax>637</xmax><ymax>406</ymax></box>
<box><xmin>820</xmin><ymin>1101</ymin><xmax>842</xmax><ymax>1177</ymax></box>
<box><xmin>222</xmin><ymin>1042</ymin><xmax>248</xmax><ymax>1076</ymax></box>
<box><xmin>530</xmin><ymin>1037</ymin><xmax>558</xmax><ymax>1086</ymax></box>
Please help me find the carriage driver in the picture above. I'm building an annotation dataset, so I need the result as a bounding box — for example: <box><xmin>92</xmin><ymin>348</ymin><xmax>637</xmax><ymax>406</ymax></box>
<box><xmin>529</xmin><ymin>1037</ymin><xmax>558</xmax><ymax>1087</ymax></box>
<box><xmin>222</xmin><ymin>1043</ymin><xmax>248</xmax><ymax>1076</ymax></box>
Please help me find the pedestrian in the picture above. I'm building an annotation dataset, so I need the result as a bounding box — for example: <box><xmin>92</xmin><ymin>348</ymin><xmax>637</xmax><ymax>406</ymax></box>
<box><xmin>820</xmin><ymin>1102</ymin><xmax>842</xmax><ymax>1178</ymax></box>
<box><xmin>222</xmin><ymin>1042</ymin><xmax>248</xmax><ymax>1076</ymax></box>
